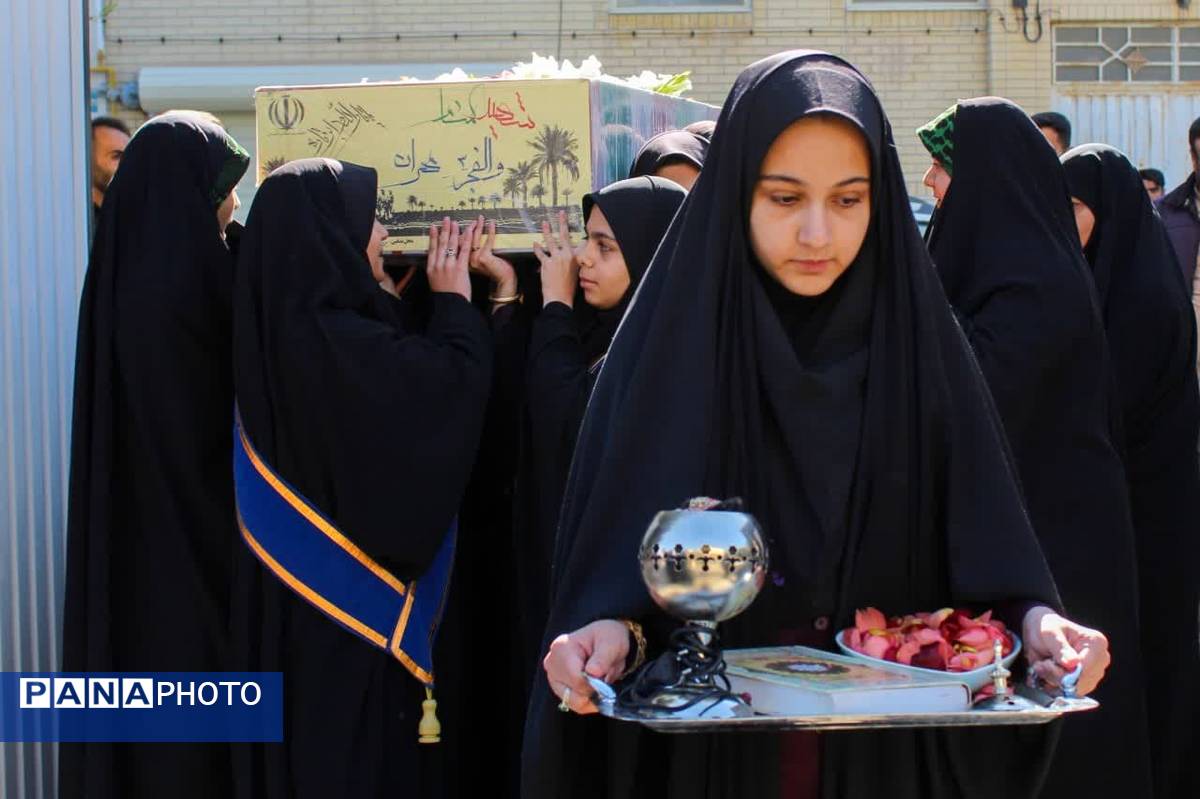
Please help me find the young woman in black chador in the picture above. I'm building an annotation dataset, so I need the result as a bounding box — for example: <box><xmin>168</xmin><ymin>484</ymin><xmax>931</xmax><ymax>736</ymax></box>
<box><xmin>528</xmin><ymin>53</ymin><xmax>1109</xmax><ymax>799</ymax></box>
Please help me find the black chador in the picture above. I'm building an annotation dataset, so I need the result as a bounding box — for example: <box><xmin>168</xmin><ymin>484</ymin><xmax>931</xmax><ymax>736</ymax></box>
<box><xmin>514</xmin><ymin>176</ymin><xmax>686</xmax><ymax>682</ymax></box>
<box><xmin>61</xmin><ymin>111</ymin><xmax>249</xmax><ymax>799</ymax></box>
<box><xmin>523</xmin><ymin>53</ymin><xmax>1063</xmax><ymax>799</ymax></box>
<box><xmin>925</xmin><ymin>100</ymin><xmax>1153</xmax><ymax>798</ymax></box>
<box><xmin>628</xmin><ymin>129</ymin><xmax>709</xmax><ymax>180</ymax></box>
<box><xmin>230</xmin><ymin>158</ymin><xmax>492</xmax><ymax>799</ymax></box>
<box><xmin>1063</xmin><ymin>143</ymin><xmax>1200</xmax><ymax>799</ymax></box>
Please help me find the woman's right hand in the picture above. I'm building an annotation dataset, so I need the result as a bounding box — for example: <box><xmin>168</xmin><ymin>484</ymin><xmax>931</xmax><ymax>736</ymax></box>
<box><xmin>468</xmin><ymin>217</ymin><xmax>519</xmax><ymax>311</ymax></box>
<box><xmin>426</xmin><ymin>216</ymin><xmax>474</xmax><ymax>301</ymax></box>
<box><xmin>543</xmin><ymin>619</ymin><xmax>630</xmax><ymax>715</ymax></box>
<box><xmin>533</xmin><ymin>210</ymin><xmax>579</xmax><ymax>308</ymax></box>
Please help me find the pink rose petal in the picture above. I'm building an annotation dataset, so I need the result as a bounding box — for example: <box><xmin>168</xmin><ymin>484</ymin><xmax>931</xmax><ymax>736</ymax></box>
<box><xmin>847</xmin><ymin>628</ymin><xmax>863</xmax><ymax>652</ymax></box>
<box><xmin>855</xmin><ymin>607</ymin><xmax>888</xmax><ymax>633</ymax></box>
<box><xmin>913</xmin><ymin>628</ymin><xmax>944</xmax><ymax>646</ymax></box>
<box><xmin>863</xmin><ymin>635</ymin><xmax>891</xmax><ymax>661</ymax></box>
<box><xmin>896</xmin><ymin>641</ymin><xmax>921</xmax><ymax>665</ymax></box>
<box><xmin>957</xmin><ymin>628</ymin><xmax>992</xmax><ymax>649</ymax></box>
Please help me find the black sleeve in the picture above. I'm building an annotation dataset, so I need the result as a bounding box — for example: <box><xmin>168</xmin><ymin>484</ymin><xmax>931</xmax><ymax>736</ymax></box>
<box><xmin>310</xmin><ymin>291</ymin><xmax>493</xmax><ymax>576</ymax></box>
<box><xmin>490</xmin><ymin>302</ymin><xmax>532</xmax><ymax>427</ymax></box>
<box><xmin>526</xmin><ymin>302</ymin><xmax>589</xmax><ymax>435</ymax></box>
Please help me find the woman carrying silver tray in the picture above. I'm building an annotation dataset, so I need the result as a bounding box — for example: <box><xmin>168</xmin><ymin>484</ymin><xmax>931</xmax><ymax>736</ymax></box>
<box><xmin>526</xmin><ymin>51</ymin><xmax>1111</xmax><ymax>799</ymax></box>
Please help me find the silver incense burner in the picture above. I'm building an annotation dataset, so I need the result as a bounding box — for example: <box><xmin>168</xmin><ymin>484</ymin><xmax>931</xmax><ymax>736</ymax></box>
<box><xmin>622</xmin><ymin>500</ymin><xmax>768</xmax><ymax>719</ymax></box>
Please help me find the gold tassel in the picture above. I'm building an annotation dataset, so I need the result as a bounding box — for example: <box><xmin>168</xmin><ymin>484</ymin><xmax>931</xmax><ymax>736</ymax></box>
<box><xmin>418</xmin><ymin>686</ymin><xmax>441</xmax><ymax>744</ymax></box>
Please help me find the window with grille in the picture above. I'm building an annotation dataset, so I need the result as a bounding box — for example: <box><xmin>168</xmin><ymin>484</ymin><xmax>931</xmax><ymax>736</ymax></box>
<box><xmin>1054</xmin><ymin>25</ymin><xmax>1200</xmax><ymax>83</ymax></box>
<box><xmin>611</xmin><ymin>0</ymin><xmax>750</xmax><ymax>12</ymax></box>
<box><xmin>846</xmin><ymin>1</ymin><xmax>985</xmax><ymax>10</ymax></box>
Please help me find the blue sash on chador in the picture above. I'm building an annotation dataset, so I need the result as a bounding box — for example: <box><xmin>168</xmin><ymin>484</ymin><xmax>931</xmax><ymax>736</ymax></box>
<box><xmin>232</xmin><ymin>415</ymin><xmax>454</xmax><ymax>686</ymax></box>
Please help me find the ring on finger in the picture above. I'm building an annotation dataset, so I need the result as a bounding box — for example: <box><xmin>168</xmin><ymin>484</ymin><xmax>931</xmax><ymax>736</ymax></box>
<box><xmin>557</xmin><ymin>686</ymin><xmax>572</xmax><ymax>713</ymax></box>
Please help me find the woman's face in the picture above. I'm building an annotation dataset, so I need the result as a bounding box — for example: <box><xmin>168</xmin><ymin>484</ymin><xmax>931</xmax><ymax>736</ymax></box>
<box><xmin>217</xmin><ymin>187</ymin><xmax>240</xmax><ymax>235</ymax></box>
<box><xmin>655</xmin><ymin>162</ymin><xmax>700</xmax><ymax>191</ymax></box>
<box><xmin>1071</xmin><ymin>198</ymin><xmax>1096</xmax><ymax>250</ymax></box>
<box><xmin>922</xmin><ymin>160</ymin><xmax>951</xmax><ymax>205</ymax></box>
<box><xmin>576</xmin><ymin>205</ymin><xmax>631</xmax><ymax>310</ymax></box>
<box><xmin>749</xmin><ymin>115</ymin><xmax>872</xmax><ymax>298</ymax></box>
<box><xmin>367</xmin><ymin>219</ymin><xmax>388</xmax><ymax>282</ymax></box>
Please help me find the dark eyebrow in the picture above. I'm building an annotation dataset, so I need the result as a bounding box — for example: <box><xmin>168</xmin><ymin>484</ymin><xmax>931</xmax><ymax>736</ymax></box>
<box><xmin>587</xmin><ymin>231</ymin><xmax>617</xmax><ymax>243</ymax></box>
<box><xmin>759</xmin><ymin>174</ymin><xmax>869</xmax><ymax>188</ymax></box>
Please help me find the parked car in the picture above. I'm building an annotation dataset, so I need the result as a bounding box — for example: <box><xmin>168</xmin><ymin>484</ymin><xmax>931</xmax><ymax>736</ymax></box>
<box><xmin>910</xmin><ymin>195</ymin><xmax>935</xmax><ymax>236</ymax></box>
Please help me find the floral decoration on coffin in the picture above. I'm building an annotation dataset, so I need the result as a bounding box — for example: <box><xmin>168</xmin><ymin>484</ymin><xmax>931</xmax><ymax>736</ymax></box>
<box><xmin>394</xmin><ymin>54</ymin><xmax>695</xmax><ymax>97</ymax></box>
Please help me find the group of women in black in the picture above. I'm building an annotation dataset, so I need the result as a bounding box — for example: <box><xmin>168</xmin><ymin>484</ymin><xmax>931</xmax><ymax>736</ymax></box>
<box><xmin>63</xmin><ymin>49</ymin><xmax>1198</xmax><ymax>799</ymax></box>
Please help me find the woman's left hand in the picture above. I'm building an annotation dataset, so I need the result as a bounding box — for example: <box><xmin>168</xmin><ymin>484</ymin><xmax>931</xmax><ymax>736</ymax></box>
<box><xmin>1021</xmin><ymin>605</ymin><xmax>1110</xmax><ymax>696</ymax></box>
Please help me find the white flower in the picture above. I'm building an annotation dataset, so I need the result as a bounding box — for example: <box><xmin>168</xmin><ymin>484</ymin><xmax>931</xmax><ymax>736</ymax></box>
<box><xmin>578</xmin><ymin>55</ymin><xmax>604</xmax><ymax>78</ymax></box>
<box><xmin>508</xmin><ymin>52</ymin><xmax>565</xmax><ymax>80</ymax></box>
<box><xmin>403</xmin><ymin>53</ymin><xmax>692</xmax><ymax>96</ymax></box>
<box><xmin>433</xmin><ymin>67</ymin><xmax>475</xmax><ymax>83</ymax></box>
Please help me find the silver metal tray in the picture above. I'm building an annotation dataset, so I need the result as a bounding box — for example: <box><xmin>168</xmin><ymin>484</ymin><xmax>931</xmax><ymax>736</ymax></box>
<box><xmin>597</xmin><ymin>685</ymin><xmax>1097</xmax><ymax>733</ymax></box>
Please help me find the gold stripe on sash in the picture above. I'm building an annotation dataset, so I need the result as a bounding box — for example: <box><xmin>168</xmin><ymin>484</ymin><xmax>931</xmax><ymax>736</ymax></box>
<box><xmin>239</xmin><ymin>428</ymin><xmax>408</xmax><ymax>596</ymax></box>
<box><xmin>389</xmin><ymin>581</ymin><xmax>434</xmax><ymax>684</ymax></box>
<box><xmin>239</xmin><ymin>514</ymin><xmax>390</xmax><ymax>648</ymax></box>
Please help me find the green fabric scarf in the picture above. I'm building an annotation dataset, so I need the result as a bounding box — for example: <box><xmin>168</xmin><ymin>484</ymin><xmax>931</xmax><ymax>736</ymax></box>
<box><xmin>211</xmin><ymin>137</ymin><xmax>250</xmax><ymax>208</ymax></box>
<box><xmin>917</xmin><ymin>105</ymin><xmax>957</xmax><ymax>176</ymax></box>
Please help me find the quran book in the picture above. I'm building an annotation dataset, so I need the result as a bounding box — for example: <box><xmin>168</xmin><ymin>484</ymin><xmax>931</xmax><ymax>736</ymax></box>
<box><xmin>725</xmin><ymin>646</ymin><xmax>971</xmax><ymax>716</ymax></box>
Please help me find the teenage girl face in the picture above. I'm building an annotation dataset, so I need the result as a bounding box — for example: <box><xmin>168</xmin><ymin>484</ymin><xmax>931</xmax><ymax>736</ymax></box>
<box><xmin>749</xmin><ymin>115</ymin><xmax>872</xmax><ymax>298</ymax></box>
<box><xmin>1070</xmin><ymin>198</ymin><xmax>1096</xmax><ymax>250</ymax></box>
<box><xmin>366</xmin><ymin>219</ymin><xmax>388</xmax><ymax>282</ymax></box>
<box><xmin>576</xmin><ymin>206</ymin><xmax>631</xmax><ymax>310</ymax></box>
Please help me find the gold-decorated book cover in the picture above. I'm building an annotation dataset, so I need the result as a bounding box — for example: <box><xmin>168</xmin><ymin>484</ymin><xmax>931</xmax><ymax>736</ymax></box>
<box><xmin>725</xmin><ymin>646</ymin><xmax>971</xmax><ymax>716</ymax></box>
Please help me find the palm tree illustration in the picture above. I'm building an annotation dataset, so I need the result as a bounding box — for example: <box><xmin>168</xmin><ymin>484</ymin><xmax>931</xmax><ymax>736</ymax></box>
<box><xmin>458</xmin><ymin>200</ymin><xmax>467</xmax><ymax>211</ymax></box>
<box><xmin>502</xmin><ymin>172</ymin><xmax>522</xmax><ymax>206</ymax></box>
<box><xmin>508</xmin><ymin>160</ymin><xmax>537</xmax><ymax>207</ymax></box>
<box><xmin>528</xmin><ymin>126</ymin><xmax>580</xmax><ymax>207</ymax></box>
<box><xmin>407</xmin><ymin>194</ymin><xmax>419</xmax><ymax>212</ymax></box>
<box><xmin>489</xmin><ymin>193</ymin><xmax>501</xmax><ymax>211</ymax></box>
<box><xmin>562</xmin><ymin>188</ymin><xmax>572</xmax><ymax>211</ymax></box>
<box><xmin>531</xmin><ymin>183</ymin><xmax>546</xmax><ymax>207</ymax></box>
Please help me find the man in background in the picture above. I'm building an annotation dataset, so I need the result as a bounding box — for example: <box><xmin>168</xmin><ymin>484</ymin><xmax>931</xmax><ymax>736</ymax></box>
<box><xmin>1140</xmin><ymin>168</ymin><xmax>1166</xmax><ymax>202</ymax></box>
<box><xmin>1032</xmin><ymin>110</ymin><xmax>1071</xmax><ymax>155</ymax></box>
<box><xmin>91</xmin><ymin>116</ymin><xmax>131</xmax><ymax>228</ymax></box>
<box><xmin>1032</xmin><ymin>109</ymin><xmax>1070</xmax><ymax>154</ymax></box>
<box><xmin>1158</xmin><ymin>117</ymin><xmax>1200</xmax><ymax>292</ymax></box>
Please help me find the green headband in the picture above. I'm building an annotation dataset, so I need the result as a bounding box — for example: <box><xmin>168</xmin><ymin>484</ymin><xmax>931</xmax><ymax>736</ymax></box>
<box><xmin>211</xmin><ymin>139</ymin><xmax>250</xmax><ymax>208</ymax></box>
<box><xmin>917</xmin><ymin>105</ymin><xmax>957</xmax><ymax>176</ymax></box>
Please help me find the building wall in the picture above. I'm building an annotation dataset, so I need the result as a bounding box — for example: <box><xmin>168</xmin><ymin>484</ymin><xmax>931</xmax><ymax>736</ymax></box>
<box><xmin>97</xmin><ymin>1</ymin><xmax>986</xmax><ymax>193</ymax></box>
<box><xmin>98</xmin><ymin>0</ymin><xmax>1199</xmax><ymax>197</ymax></box>
<box><xmin>990</xmin><ymin>0</ymin><xmax>1200</xmax><ymax>116</ymax></box>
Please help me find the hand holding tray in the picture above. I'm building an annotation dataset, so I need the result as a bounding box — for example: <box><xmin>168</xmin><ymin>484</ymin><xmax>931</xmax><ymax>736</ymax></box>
<box><xmin>599</xmin><ymin>503</ymin><xmax>1097</xmax><ymax>733</ymax></box>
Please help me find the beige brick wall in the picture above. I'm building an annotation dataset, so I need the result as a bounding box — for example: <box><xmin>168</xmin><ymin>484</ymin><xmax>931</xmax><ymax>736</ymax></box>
<box><xmin>99</xmin><ymin>0</ymin><xmax>1198</xmax><ymax>194</ymax></box>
